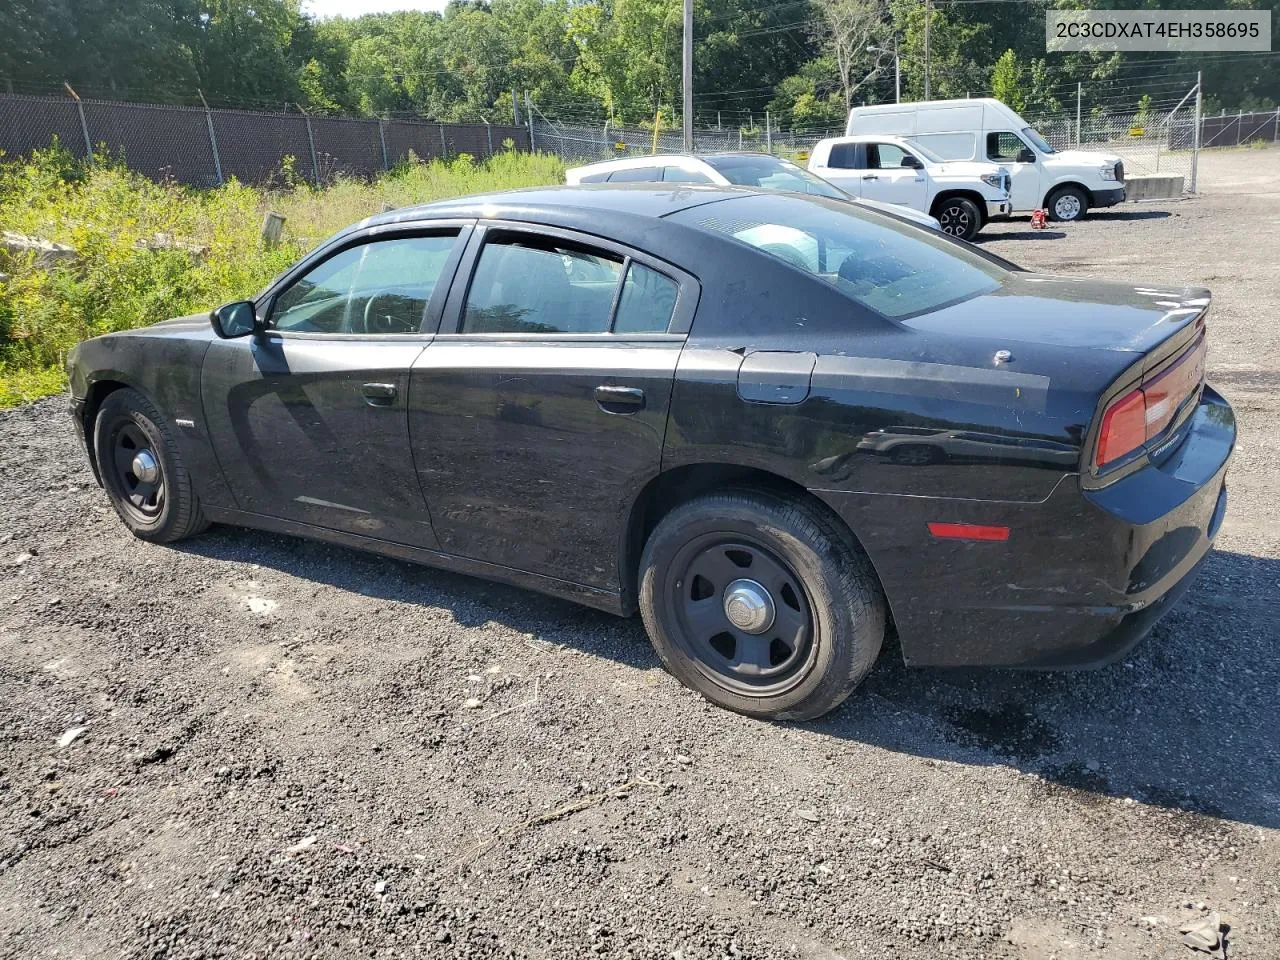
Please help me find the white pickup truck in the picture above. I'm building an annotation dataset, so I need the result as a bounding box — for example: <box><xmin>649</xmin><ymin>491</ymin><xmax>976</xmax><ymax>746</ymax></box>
<box><xmin>807</xmin><ymin>134</ymin><xmax>1010</xmax><ymax>240</ymax></box>
<box><xmin>844</xmin><ymin>98</ymin><xmax>1126</xmax><ymax>222</ymax></box>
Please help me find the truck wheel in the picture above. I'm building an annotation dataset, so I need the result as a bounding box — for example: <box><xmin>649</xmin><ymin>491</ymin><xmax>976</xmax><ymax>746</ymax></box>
<box><xmin>1048</xmin><ymin>186</ymin><xmax>1088</xmax><ymax>222</ymax></box>
<box><xmin>934</xmin><ymin>197</ymin><xmax>982</xmax><ymax>240</ymax></box>
<box><xmin>638</xmin><ymin>489</ymin><xmax>886</xmax><ymax>720</ymax></box>
<box><xmin>94</xmin><ymin>388</ymin><xmax>209</xmax><ymax>543</ymax></box>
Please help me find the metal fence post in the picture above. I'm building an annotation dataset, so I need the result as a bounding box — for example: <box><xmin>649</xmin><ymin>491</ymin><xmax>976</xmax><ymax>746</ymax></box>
<box><xmin>198</xmin><ymin>89</ymin><xmax>224</xmax><ymax>185</ymax></box>
<box><xmin>297</xmin><ymin>105</ymin><xmax>320</xmax><ymax>185</ymax></box>
<box><xmin>439</xmin><ymin>124</ymin><xmax>448</xmax><ymax>159</ymax></box>
<box><xmin>765</xmin><ymin>109</ymin><xmax>772</xmax><ymax>154</ymax></box>
<box><xmin>1190</xmin><ymin>72</ymin><xmax>1201</xmax><ymax>194</ymax></box>
<box><xmin>378</xmin><ymin>118</ymin><xmax>390</xmax><ymax>170</ymax></box>
<box><xmin>485</xmin><ymin>120</ymin><xmax>493</xmax><ymax>157</ymax></box>
<box><xmin>64</xmin><ymin>82</ymin><xmax>93</xmax><ymax>165</ymax></box>
<box><xmin>525</xmin><ymin>91</ymin><xmax>535</xmax><ymax>151</ymax></box>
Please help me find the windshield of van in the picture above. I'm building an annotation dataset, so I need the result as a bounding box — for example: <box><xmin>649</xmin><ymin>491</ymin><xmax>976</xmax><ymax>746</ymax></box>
<box><xmin>703</xmin><ymin>154</ymin><xmax>847</xmax><ymax>200</ymax></box>
<box><xmin>672</xmin><ymin>192</ymin><xmax>1008</xmax><ymax>320</ymax></box>
<box><xmin>1021</xmin><ymin>126</ymin><xmax>1056</xmax><ymax>154</ymax></box>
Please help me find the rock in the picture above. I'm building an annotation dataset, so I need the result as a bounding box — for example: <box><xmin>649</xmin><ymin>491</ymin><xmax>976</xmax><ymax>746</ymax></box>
<box><xmin>9</xmin><ymin>552</ymin><xmax>33</xmax><ymax>566</ymax></box>
<box><xmin>675</xmin><ymin>754</ymin><xmax>692</xmax><ymax>766</ymax></box>
<box><xmin>284</xmin><ymin>836</ymin><xmax>317</xmax><ymax>855</ymax></box>
<box><xmin>374</xmin><ymin>880</ymin><xmax>386</xmax><ymax>895</ymax></box>
<box><xmin>795</xmin><ymin>808</ymin><xmax>821</xmax><ymax>824</ymax></box>
<box><xmin>463</xmin><ymin>697</ymin><xmax>483</xmax><ymax>709</ymax></box>
<box><xmin>56</xmin><ymin>726</ymin><xmax>87</xmax><ymax>748</ymax></box>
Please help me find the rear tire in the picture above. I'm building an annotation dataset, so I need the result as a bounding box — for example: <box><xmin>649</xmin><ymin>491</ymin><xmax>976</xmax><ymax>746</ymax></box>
<box><xmin>93</xmin><ymin>388</ymin><xmax>209</xmax><ymax>543</ymax></box>
<box><xmin>638</xmin><ymin>489</ymin><xmax>885</xmax><ymax>720</ymax></box>
<box><xmin>934</xmin><ymin>196</ymin><xmax>983</xmax><ymax>240</ymax></box>
<box><xmin>1047</xmin><ymin>185</ymin><xmax>1088</xmax><ymax>222</ymax></box>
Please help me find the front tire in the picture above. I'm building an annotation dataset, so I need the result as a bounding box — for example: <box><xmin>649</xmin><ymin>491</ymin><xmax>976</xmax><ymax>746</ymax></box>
<box><xmin>934</xmin><ymin>196</ymin><xmax>982</xmax><ymax>240</ymax></box>
<box><xmin>93</xmin><ymin>388</ymin><xmax>208</xmax><ymax>543</ymax></box>
<box><xmin>1047</xmin><ymin>186</ymin><xmax>1088</xmax><ymax>222</ymax></box>
<box><xmin>638</xmin><ymin>490</ymin><xmax>885</xmax><ymax>720</ymax></box>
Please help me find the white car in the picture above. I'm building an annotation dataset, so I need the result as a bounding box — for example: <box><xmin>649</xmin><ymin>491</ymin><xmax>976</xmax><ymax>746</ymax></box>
<box><xmin>808</xmin><ymin>134</ymin><xmax>1011</xmax><ymax>240</ymax></box>
<box><xmin>845</xmin><ymin>98</ymin><xmax>1125</xmax><ymax>222</ymax></box>
<box><xmin>564</xmin><ymin>153</ymin><xmax>943</xmax><ymax>231</ymax></box>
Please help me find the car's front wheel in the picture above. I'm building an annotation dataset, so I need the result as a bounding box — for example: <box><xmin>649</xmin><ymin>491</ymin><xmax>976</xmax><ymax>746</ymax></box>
<box><xmin>1047</xmin><ymin>186</ymin><xmax>1088</xmax><ymax>222</ymax></box>
<box><xmin>93</xmin><ymin>388</ymin><xmax>209</xmax><ymax>543</ymax></box>
<box><xmin>934</xmin><ymin>196</ymin><xmax>982</xmax><ymax>240</ymax></box>
<box><xmin>638</xmin><ymin>490</ymin><xmax>885</xmax><ymax>720</ymax></box>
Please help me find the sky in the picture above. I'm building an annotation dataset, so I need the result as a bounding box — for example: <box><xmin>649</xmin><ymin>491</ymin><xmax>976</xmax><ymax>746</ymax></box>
<box><xmin>302</xmin><ymin>0</ymin><xmax>448</xmax><ymax>19</ymax></box>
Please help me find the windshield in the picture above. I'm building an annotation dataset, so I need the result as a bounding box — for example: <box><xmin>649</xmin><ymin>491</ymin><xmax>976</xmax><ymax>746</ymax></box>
<box><xmin>703</xmin><ymin>154</ymin><xmax>848</xmax><ymax>200</ymax></box>
<box><xmin>1021</xmin><ymin>126</ymin><xmax>1056</xmax><ymax>154</ymax></box>
<box><xmin>671</xmin><ymin>193</ymin><xmax>1008</xmax><ymax>320</ymax></box>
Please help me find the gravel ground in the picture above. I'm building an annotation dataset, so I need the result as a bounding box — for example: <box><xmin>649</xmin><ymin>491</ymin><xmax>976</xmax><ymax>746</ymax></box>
<box><xmin>2</xmin><ymin>148</ymin><xmax>1279</xmax><ymax>960</ymax></box>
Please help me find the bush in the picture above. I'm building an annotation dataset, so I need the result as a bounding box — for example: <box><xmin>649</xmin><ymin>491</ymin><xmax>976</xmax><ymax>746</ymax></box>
<box><xmin>0</xmin><ymin>146</ymin><xmax>565</xmax><ymax>407</ymax></box>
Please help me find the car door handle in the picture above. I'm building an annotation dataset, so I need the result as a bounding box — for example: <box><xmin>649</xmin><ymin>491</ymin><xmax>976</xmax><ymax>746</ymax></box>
<box><xmin>862</xmin><ymin>174</ymin><xmax>879</xmax><ymax>180</ymax></box>
<box><xmin>594</xmin><ymin>385</ymin><xmax>645</xmax><ymax>414</ymax></box>
<box><xmin>361</xmin><ymin>382</ymin><xmax>398</xmax><ymax>406</ymax></box>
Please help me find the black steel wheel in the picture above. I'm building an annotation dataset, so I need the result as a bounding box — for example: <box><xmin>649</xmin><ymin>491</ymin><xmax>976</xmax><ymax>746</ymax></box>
<box><xmin>93</xmin><ymin>388</ymin><xmax>209</xmax><ymax>543</ymax></box>
<box><xmin>669</xmin><ymin>535</ymin><xmax>816</xmax><ymax>697</ymax></box>
<box><xmin>639</xmin><ymin>489</ymin><xmax>886</xmax><ymax>720</ymax></box>
<box><xmin>935</xmin><ymin>197</ymin><xmax>982</xmax><ymax>240</ymax></box>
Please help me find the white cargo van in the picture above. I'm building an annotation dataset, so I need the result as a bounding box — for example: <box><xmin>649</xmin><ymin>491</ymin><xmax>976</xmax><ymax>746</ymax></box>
<box><xmin>845</xmin><ymin>98</ymin><xmax>1126</xmax><ymax>222</ymax></box>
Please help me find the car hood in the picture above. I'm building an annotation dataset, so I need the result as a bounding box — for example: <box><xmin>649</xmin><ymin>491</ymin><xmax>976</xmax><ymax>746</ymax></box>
<box><xmin>927</xmin><ymin>159</ymin><xmax>1005</xmax><ymax>179</ymax></box>
<box><xmin>135</xmin><ymin>312</ymin><xmax>217</xmax><ymax>338</ymax></box>
<box><xmin>906</xmin><ymin>273</ymin><xmax>1208</xmax><ymax>354</ymax></box>
<box><xmin>1045</xmin><ymin>149</ymin><xmax>1120</xmax><ymax>168</ymax></box>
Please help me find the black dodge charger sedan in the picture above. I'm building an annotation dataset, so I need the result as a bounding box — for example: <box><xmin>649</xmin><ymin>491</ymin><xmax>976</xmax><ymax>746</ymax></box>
<box><xmin>66</xmin><ymin>185</ymin><xmax>1234</xmax><ymax>720</ymax></box>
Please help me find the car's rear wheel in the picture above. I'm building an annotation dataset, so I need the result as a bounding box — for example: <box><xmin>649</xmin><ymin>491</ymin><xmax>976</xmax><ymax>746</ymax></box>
<box><xmin>638</xmin><ymin>490</ymin><xmax>885</xmax><ymax>720</ymax></box>
<box><xmin>93</xmin><ymin>388</ymin><xmax>208</xmax><ymax>543</ymax></box>
<box><xmin>1047</xmin><ymin>186</ymin><xmax>1088</xmax><ymax>222</ymax></box>
<box><xmin>934</xmin><ymin>196</ymin><xmax>982</xmax><ymax>240</ymax></box>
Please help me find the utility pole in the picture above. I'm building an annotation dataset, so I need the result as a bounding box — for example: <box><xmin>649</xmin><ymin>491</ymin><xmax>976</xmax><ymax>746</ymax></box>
<box><xmin>1076</xmin><ymin>82</ymin><xmax>1082</xmax><ymax>148</ymax></box>
<box><xmin>923</xmin><ymin>0</ymin><xmax>931</xmax><ymax>100</ymax></box>
<box><xmin>682</xmin><ymin>0</ymin><xmax>693</xmax><ymax>151</ymax></box>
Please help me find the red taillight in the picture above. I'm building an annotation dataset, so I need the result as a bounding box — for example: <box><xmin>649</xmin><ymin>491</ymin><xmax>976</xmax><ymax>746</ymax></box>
<box><xmin>1096</xmin><ymin>387</ymin><xmax>1146</xmax><ymax>466</ymax></box>
<box><xmin>1095</xmin><ymin>329</ymin><xmax>1207</xmax><ymax>468</ymax></box>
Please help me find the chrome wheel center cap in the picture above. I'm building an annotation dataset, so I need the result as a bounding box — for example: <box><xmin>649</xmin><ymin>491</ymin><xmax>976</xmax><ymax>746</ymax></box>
<box><xmin>723</xmin><ymin>579</ymin><xmax>775</xmax><ymax>635</ymax></box>
<box><xmin>131</xmin><ymin>449</ymin><xmax>159</xmax><ymax>484</ymax></box>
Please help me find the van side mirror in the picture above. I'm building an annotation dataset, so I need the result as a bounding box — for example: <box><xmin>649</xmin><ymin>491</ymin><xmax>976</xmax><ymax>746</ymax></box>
<box><xmin>901</xmin><ymin>154</ymin><xmax>923</xmax><ymax>169</ymax></box>
<box><xmin>210</xmin><ymin>300</ymin><xmax>259</xmax><ymax>339</ymax></box>
<box><xmin>1016</xmin><ymin>147</ymin><xmax>1036</xmax><ymax>164</ymax></box>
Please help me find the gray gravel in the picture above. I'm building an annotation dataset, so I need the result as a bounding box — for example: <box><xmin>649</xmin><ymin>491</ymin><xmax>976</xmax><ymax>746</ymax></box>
<box><xmin>3</xmin><ymin>148</ymin><xmax>1279</xmax><ymax>960</ymax></box>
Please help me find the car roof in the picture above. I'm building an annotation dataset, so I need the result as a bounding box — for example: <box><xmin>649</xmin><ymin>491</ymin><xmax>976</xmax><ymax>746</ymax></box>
<box><xmin>566</xmin><ymin>152</ymin><xmax>781</xmax><ymax>173</ymax></box>
<box><xmin>816</xmin><ymin>133</ymin><xmax>912</xmax><ymax>146</ymax></box>
<box><xmin>364</xmin><ymin>184</ymin><xmax>751</xmax><ymax>227</ymax></box>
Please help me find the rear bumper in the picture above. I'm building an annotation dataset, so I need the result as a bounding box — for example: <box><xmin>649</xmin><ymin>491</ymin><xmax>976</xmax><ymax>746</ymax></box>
<box><xmin>1090</xmin><ymin>186</ymin><xmax>1126</xmax><ymax>207</ymax></box>
<box><xmin>817</xmin><ymin>386</ymin><xmax>1235</xmax><ymax>669</ymax></box>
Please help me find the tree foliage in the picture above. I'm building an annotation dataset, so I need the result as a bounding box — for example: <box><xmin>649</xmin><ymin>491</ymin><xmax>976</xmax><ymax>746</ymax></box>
<box><xmin>0</xmin><ymin>0</ymin><xmax>1276</xmax><ymax>125</ymax></box>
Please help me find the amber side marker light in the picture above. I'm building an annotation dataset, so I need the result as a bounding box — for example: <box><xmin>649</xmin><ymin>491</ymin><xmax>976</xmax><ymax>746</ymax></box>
<box><xmin>927</xmin><ymin>522</ymin><xmax>1010</xmax><ymax>542</ymax></box>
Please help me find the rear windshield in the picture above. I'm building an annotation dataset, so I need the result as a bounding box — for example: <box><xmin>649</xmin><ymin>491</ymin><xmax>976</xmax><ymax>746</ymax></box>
<box><xmin>703</xmin><ymin>155</ymin><xmax>847</xmax><ymax>200</ymax></box>
<box><xmin>672</xmin><ymin>193</ymin><xmax>1008</xmax><ymax>320</ymax></box>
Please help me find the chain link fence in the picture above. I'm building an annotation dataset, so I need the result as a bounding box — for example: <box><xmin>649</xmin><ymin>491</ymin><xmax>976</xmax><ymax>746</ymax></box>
<box><xmin>532</xmin><ymin>104</ymin><xmax>1208</xmax><ymax>194</ymax></box>
<box><xmin>0</xmin><ymin>93</ymin><xmax>531</xmax><ymax>186</ymax></box>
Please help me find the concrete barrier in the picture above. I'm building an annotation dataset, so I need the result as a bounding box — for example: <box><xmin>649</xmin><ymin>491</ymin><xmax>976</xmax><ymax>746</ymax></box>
<box><xmin>1125</xmin><ymin>176</ymin><xmax>1184</xmax><ymax>201</ymax></box>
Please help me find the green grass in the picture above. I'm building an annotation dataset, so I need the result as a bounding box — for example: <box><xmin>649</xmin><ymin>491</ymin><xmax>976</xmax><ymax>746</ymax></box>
<box><xmin>0</xmin><ymin>145</ymin><xmax>565</xmax><ymax>408</ymax></box>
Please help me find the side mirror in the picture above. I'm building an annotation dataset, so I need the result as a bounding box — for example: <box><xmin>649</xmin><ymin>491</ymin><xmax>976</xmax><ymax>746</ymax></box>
<box><xmin>1016</xmin><ymin>147</ymin><xmax>1036</xmax><ymax>164</ymax></box>
<box><xmin>210</xmin><ymin>300</ymin><xmax>258</xmax><ymax>339</ymax></box>
<box><xmin>901</xmin><ymin>154</ymin><xmax>923</xmax><ymax>169</ymax></box>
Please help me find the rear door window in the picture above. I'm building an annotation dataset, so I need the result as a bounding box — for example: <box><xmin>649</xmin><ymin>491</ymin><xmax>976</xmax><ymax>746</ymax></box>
<box><xmin>663</xmin><ymin>166</ymin><xmax>714</xmax><ymax>183</ymax></box>
<box><xmin>460</xmin><ymin>235</ymin><xmax>681</xmax><ymax>335</ymax></box>
<box><xmin>826</xmin><ymin>143</ymin><xmax>859</xmax><ymax>169</ymax></box>
<box><xmin>608</xmin><ymin>167</ymin><xmax>663</xmax><ymax>183</ymax></box>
